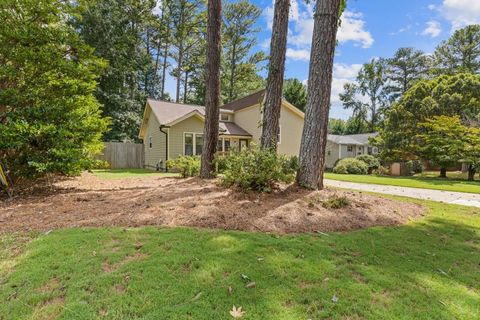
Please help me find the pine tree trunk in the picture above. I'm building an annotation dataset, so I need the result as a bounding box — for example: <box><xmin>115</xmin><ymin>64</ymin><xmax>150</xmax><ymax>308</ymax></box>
<box><xmin>200</xmin><ymin>0</ymin><xmax>221</xmax><ymax>179</ymax></box>
<box><xmin>183</xmin><ymin>70</ymin><xmax>189</xmax><ymax>103</ymax></box>
<box><xmin>296</xmin><ymin>0</ymin><xmax>342</xmax><ymax>190</ymax></box>
<box><xmin>176</xmin><ymin>44</ymin><xmax>183</xmax><ymax>103</ymax></box>
<box><xmin>260</xmin><ymin>0</ymin><xmax>290</xmax><ymax>150</ymax></box>
<box><xmin>228</xmin><ymin>42</ymin><xmax>237</xmax><ymax>101</ymax></box>
<box><xmin>161</xmin><ymin>43</ymin><xmax>168</xmax><ymax>99</ymax></box>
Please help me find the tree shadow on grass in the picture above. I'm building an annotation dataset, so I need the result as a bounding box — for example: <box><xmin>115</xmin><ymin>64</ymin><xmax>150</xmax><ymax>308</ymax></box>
<box><xmin>1</xmin><ymin>212</ymin><xmax>478</xmax><ymax>319</ymax></box>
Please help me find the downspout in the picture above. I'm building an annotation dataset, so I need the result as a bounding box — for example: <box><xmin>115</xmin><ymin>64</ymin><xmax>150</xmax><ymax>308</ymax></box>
<box><xmin>159</xmin><ymin>125</ymin><xmax>170</xmax><ymax>171</ymax></box>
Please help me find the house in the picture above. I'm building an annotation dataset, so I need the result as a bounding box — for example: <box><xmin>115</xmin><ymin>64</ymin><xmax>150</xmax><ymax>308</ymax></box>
<box><xmin>138</xmin><ymin>90</ymin><xmax>378</xmax><ymax>170</ymax></box>
<box><xmin>325</xmin><ymin>133</ymin><xmax>379</xmax><ymax>168</ymax></box>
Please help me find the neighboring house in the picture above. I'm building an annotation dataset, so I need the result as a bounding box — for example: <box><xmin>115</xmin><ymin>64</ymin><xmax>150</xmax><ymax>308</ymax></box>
<box><xmin>325</xmin><ymin>133</ymin><xmax>379</xmax><ymax>168</ymax></box>
<box><xmin>138</xmin><ymin>90</ymin><xmax>378</xmax><ymax>170</ymax></box>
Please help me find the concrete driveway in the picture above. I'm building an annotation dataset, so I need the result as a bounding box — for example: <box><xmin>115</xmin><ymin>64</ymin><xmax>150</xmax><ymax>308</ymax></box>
<box><xmin>324</xmin><ymin>179</ymin><xmax>480</xmax><ymax>208</ymax></box>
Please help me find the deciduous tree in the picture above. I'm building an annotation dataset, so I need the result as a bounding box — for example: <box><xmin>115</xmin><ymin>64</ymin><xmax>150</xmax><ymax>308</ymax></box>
<box><xmin>0</xmin><ymin>0</ymin><xmax>109</xmax><ymax>180</ymax></box>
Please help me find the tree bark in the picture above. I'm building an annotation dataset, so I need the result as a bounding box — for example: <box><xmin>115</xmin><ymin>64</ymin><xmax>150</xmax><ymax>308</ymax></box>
<box><xmin>161</xmin><ymin>42</ymin><xmax>168</xmax><ymax>99</ymax></box>
<box><xmin>228</xmin><ymin>42</ymin><xmax>237</xmax><ymax>101</ymax></box>
<box><xmin>440</xmin><ymin>167</ymin><xmax>447</xmax><ymax>178</ymax></box>
<box><xmin>175</xmin><ymin>43</ymin><xmax>183</xmax><ymax>103</ymax></box>
<box><xmin>260</xmin><ymin>0</ymin><xmax>290</xmax><ymax>150</ymax></box>
<box><xmin>467</xmin><ymin>164</ymin><xmax>476</xmax><ymax>181</ymax></box>
<box><xmin>296</xmin><ymin>0</ymin><xmax>342</xmax><ymax>189</ymax></box>
<box><xmin>200</xmin><ymin>0</ymin><xmax>221</xmax><ymax>179</ymax></box>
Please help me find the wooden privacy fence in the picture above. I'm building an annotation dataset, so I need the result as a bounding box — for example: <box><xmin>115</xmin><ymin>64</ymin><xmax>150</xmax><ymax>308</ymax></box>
<box><xmin>97</xmin><ymin>142</ymin><xmax>144</xmax><ymax>169</ymax></box>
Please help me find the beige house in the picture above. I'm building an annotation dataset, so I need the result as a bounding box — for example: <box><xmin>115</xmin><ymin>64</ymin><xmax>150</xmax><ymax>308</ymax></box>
<box><xmin>138</xmin><ymin>90</ymin><xmax>377</xmax><ymax>170</ymax></box>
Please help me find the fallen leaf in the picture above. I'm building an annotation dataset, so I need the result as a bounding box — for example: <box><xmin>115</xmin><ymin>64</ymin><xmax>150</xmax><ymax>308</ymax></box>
<box><xmin>332</xmin><ymin>294</ymin><xmax>339</xmax><ymax>303</ymax></box>
<box><xmin>245</xmin><ymin>282</ymin><xmax>256</xmax><ymax>288</ymax></box>
<box><xmin>92</xmin><ymin>251</ymin><xmax>97</xmax><ymax>257</ymax></box>
<box><xmin>192</xmin><ymin>291</ymin><xmax>202</xmax><ymax>301</ymax></box>
<box><xmin>437</xmin><ymin>268</ymin><xmax>448</xmax><ymax>276</ymax></box>
<box><xmin>240</xmin><ymin>274</ymin><xmax>250</xmax><ymax>282</ymax></box>
<box><xmin>227</xmin><ymin>286</ymin><xmax>233</xmax><ymax>295</ymax></box>
<box><xmin>257</xmin><ymin>257</ymin><xmax>264</xmax><ymax>261</ymax></box>
<box><xmin>230</xmin><ymin>305</ymin><xmax>245</xmax><ymax>318</ymax></box>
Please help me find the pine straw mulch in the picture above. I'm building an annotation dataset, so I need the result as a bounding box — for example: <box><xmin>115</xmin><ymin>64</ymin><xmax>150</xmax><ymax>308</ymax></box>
<box><xmin>0</xmin><ymin>172</ymin><xmax>425</xmax><ymax>234</ymax></box>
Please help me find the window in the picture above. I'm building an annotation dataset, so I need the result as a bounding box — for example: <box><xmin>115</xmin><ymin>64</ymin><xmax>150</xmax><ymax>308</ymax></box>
<box><xmin>184</xmin><ymin>133</ymin><xmax>193</xmax><ymax>156</ymax></box>
<box><xmin>184</xmin><ymin>133</ymin><xmax>204</xmax><ymax>156</ymax></box>
<box><xmin>372</xmin><ymin>147</ymin><xmax>378</xmax><ymax>154</ymax></box>
<box><xmin>148</xmin><ymin>136</ymin><xmax>153</xmax><ymax>149</ymax></box>
<box><xmin>347</xmin><ymin>145</ymin><xmax>353</xmax><ymax>152</ymax></box>
<box><xmin>220</xmin><ymin>113</ymin><xmax>230</xmax><ymax>121</ymax></box>
<box><xmin>367</xmin><ymin>147</ymin><xmax>372</xmax><ymax>155</ymax></box>
<box><xmin>217</xmin><ymin>139</ymin><xmax>223</xmax><ymax>152</ymax></box>
<box><xmin>224</xmin><ymin>139</ymin><xmax>231</xmax><ymax>152</ymax></box>
<box><xmin>195</xmin><ymin>134</ymin><xmax>203</xmax><ymax>156</ymax></box>
<box><xmin>327</xmin><ymin>150</ymin><xmax>331</xmax><ymax>156</ymax></box>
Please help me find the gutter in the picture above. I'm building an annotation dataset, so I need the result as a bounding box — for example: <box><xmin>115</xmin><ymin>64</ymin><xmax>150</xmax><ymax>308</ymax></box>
<box><xmin>159</xmin><ymin>125</ymin><xmax>170</xmax><ymax>171</ymax></box>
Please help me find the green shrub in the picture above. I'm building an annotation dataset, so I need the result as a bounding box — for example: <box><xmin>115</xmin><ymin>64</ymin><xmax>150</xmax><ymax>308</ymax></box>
<box><xmin>333</xmin><ymin>158</ymin><xmax>368</xmax><ymax>175</ymax></box>
<box><xmin>407</xmin><ymin>160</ymin><xmax>424</xmax><ymax>174</ymax></box>
<box><xmin>372</xmin><ymin>165</ymin><xmax>390</xmax><ymax>176</ymax></box>
<box><xmin>356</xmin><ymin>154</ymin><xmax>380</xmax><ymax>173</ymax></box>
<box><xmin>322</xmin><ymin>195</ymin><xmax>351</xmax><ymax>209</ymax></box>
<box><xmin>213</xmin><ymin>154</ymin><xmax>228</xmax><ymax>174</ymax></box>
<box><xmin>221</xmin><ymin>147</ymin><xmax>297</xmax><ymax>192</ymax></box>
<box><xmin>166</xmin><ymin>156</ymin><xmax>200</xmax><ymax>177</ymax></box>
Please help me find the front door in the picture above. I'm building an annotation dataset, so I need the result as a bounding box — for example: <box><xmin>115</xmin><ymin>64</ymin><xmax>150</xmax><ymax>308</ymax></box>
<box><xmin>239</xmin><ymin>139</ymin><xmax>248</xmax><ymax>151</ymax></box>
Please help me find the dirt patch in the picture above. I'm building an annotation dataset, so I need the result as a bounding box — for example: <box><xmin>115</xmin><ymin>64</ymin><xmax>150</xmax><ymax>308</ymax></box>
<box><xmin>101</xmin><ymin>252</ymin><xmax>149</xmax><ymax>273</ymax></box>
<box><xmin>0</xmin><ymin>172</ymin><xmax>425</xmax><ymax>234</ymax></box>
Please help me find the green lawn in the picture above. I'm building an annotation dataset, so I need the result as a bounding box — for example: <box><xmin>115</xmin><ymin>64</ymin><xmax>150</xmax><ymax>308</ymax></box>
<box><xmin>325</xmin><ymin>172</ymin><xmax>480</xmax><ymax>194</ymax></box>
<box><xmin>92</xmin><ymin>168</ymin><xmax>179</xmax><ymax>179</ymax></box>
<box><xmin>1</xmin><ymin>200</ymin><xmax>479</xmax><ymax>319</ymax></box>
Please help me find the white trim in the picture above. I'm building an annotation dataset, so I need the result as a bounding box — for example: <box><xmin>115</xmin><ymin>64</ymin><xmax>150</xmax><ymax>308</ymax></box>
<box><xmin>277</xmin><ymin>125</ymin><xmax>281</xmax><ymax>145</ymax></box>
<box><xmin>183</xmin><ymin>131</ymin><xmax>204</xmax><ymax>156</ymax></box>
<box><xmin>167</xmin><ymin>110</ymin><xmax>205</xmax><ymax>127</ymax></box>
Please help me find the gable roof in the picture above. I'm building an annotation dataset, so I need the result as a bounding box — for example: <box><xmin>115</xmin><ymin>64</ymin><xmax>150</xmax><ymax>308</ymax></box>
<box><xmin>328</xmin><ymin>133</ymin><xmax>378</xmax><ymax>145</ymax></box>
<box><xmin>221</xmin><ymin>90</ymin><xmax>265</xmax><ymax>111</ymax></box>
<box><xmin>141</xmin><ymin>98</ymin><xmax>252</xmax><ymax>137</ymax></box>
<box><xmin>147</xmin><ymin>99</ymin><xmax>206</xmax><ymax>125</ymax></box>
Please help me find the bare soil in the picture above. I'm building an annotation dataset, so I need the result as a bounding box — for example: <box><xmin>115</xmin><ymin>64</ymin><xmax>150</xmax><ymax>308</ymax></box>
<box><xmin>0</xmin><ymin>172</ymin><xmax>425</xmax><ymax>234</ymax></box>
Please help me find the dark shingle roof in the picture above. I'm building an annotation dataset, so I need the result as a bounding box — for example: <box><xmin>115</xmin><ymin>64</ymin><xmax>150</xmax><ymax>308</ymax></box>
<box><xmin>221</xmin><ymin>90</ymin><xmax>265</xmax><ymax>111</ymax></box>
<box><xmin>219</xmin><ymin>121</ymin><xmax>252</xmax><ymax>136</ymax></box>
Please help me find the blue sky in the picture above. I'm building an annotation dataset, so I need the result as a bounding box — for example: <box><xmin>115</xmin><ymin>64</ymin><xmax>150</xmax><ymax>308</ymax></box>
<box><xmin>165</xmin><ymin>0</ymin><xmax>480</xmax><ymax>119</ymax></box>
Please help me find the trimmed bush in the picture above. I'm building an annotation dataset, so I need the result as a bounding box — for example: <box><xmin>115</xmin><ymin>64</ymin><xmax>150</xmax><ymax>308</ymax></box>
<box><xmin>333</xmin><ymin>158</ymin><xmax>368</xmax><ymax>175</ymax></box>
<box><xmin>372</xmin><ymin>165</ymin><xmax>389</xmax><ymax>176</ymax></box>
<box><xmin>356</xmin><ymin>154</ymin><xmax>380</xmax><ymax>173</ymax></box>
<box><xmin>166</xmin><ymin>156</ymin><xmax>200</xmax><ymax>177</ymax></box>
<box><xmin>406</xmin><ymin>160</ymin><xmax>424</xmax><ymax>174</ymax></box>
<box><xmin>221</xmin><ymin>147</ymin><xmax>297</xmax><ymax>192</ymax></box>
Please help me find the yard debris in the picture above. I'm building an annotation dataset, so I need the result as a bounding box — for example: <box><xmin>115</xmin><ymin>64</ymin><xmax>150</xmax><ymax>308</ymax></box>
<box><xmin>227</xmin><ymin>286</ymin><xmax>233</xmax><ymax>295</ymax></box>
<box><xmin>256</xmin><ymin>257</ymin><xmax>264</xmax><ymax>261</ymax></box>
<box><xmin>245</xmin><ymin>282</ymin><xmax>256</xmax><ymax>288</ymax></box>
<box><xmin>229</xmin><ymin>306</ymin><xmax>245</xmax><ymax>318</ymax></box>
<box><xmin>437</xmin><ymin>268</ymin><xmax>448</xmax><ymax>276</ymax></box>
<box><xmin>191</xmin><ymin>291</ymin><xmax>202</xmax><ymax>302</ymax></box>
<box><xmin>45</xmin><ymin>230</ymin><xmax>53</xmax><ymax>235</ymax></box>
<box><xmin>331</xmin><ymin>294</ymin><xmax>339</xmax><ymax>303</ymax></box>
<box><xmin>240</xmin><ymin>274</ymin><xmax>250</xmax><ymax>282</ymax></box>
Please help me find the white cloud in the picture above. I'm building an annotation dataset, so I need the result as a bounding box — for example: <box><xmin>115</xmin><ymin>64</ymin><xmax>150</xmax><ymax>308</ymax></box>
<box><xmin>288</xmin><ymin>10</ymin><xmax>373</xmax><ymax>49</ymax></box>
<box><xmin>337</xmin><ymin>11</ymin><xmax>374</xmax><ymax>48</ymax></box>
<box><xmin>286</xmin><ymin>48</ymin><xmax>310</xmax><ymax>61</ymax></box>
<box><xmin>333</xmin><ymin>63</ymin><xmax>363</xmax><ymax>78</ymax></box>
<box><xmin>436</xmin><ymin>0</ymin><xmax>480</xmax><ymax>31</ymax></box>
<box><xmin>422</xmin><ymin>20</ymin><xmax>442</xmax><ymax>37</ymax></box>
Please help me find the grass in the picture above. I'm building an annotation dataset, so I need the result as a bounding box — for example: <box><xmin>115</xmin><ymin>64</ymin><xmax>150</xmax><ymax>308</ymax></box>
<box><xmin>1</xmin><ymin>199</ymin><xmax>479</xmax><ymax>319</ymax></box>
<box><xmin>325</xmin><ymin>172</ymin><xmax>480</xmax><ymax>194</ymax></box>
<box><xmin>92</xmin><ymin>168</ymin><xmax>179</xmax><ymax>179</ymax></box>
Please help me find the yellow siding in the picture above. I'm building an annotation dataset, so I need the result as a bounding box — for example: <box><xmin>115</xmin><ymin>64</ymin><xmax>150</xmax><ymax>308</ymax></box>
<box><xmin>144</xmin><ymin>111</ymin><xmax>166</xmax><ymax>169</ymax></box>
<box><xmin>232</xmin><ymin>104</ymin><xmax>263</xmax><ymax>145</ymax></box>
<box><xmin>278</xmin><ymin>104</ymin><xmax>303</xmax><ymax>156</ymax></box>
<box><xmin>169</xmin><ymin>116</ymin><xmax>205</xmax><ymax>158</ymax></box>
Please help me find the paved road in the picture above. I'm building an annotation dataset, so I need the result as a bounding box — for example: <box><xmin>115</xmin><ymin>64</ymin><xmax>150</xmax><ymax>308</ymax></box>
<box><xmin>324</xmin><ymin>179</ymin><xmax>480</xmax><ymax>208</ymax></box>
